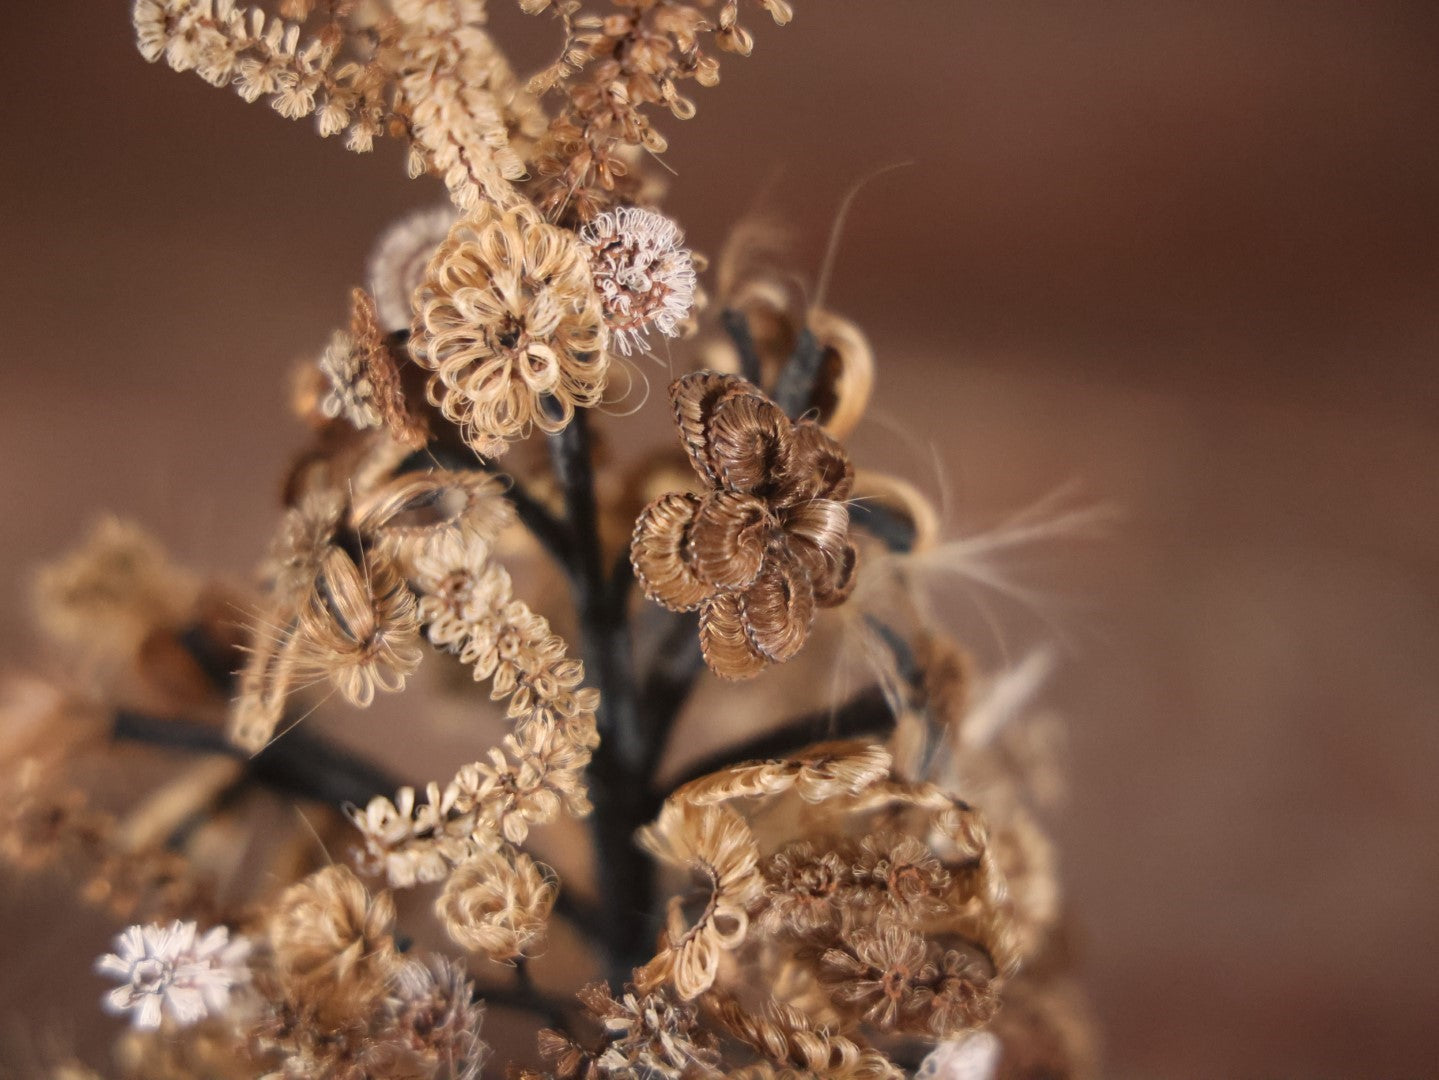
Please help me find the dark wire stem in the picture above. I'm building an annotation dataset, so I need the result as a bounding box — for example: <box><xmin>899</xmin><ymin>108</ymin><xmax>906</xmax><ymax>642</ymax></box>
<box><xmin>112</xmin><ymin>710</ymin><xmax>405</xmax><ymax>809</ymax></box>
<box><xmin>637</xmin><ymin>611</ymin><xmax>706</xmax><ymax>778</ymax></box>
<box><xmin>721</xmin><ymin>307</ymin><xmax>764</xmax><ymax>386</ymax></box>
<box><xmin>770</xmin><ymin>327</ymin><xmax>825</xmax><ymax>418</ymax></box>
<box><xmin>546</xmin><ymin>407</ymin><xmax>656</xmax><ymax>987</ymax></box>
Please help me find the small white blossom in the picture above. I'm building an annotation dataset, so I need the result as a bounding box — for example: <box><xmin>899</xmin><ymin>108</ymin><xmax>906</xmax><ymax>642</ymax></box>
<box><xmin>916</xmin><ymin>1031</ymin><xmax>1002</xmax><ymax>1080</ymax></box>
<box><xmin>95</xmin><ymin>920</ymin><xmax>251</xmax><ymax>1030</ymax></box>
<box><xmin>580</xmin><ymin>207</ymin><xmax>697</xmax><ymax>356</ymax></box>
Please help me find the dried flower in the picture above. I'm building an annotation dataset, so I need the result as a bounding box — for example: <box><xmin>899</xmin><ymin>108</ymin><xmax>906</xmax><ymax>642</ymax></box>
<box><xmin>268</xmin><ymin>865</ymin><xmax>400</xmax><ymax>1025</ymax></box>
<box><xmin>347</xmin><ymin>287</ymin><xmax>432</xmax><ymax>448</ymax></box>
<box><xmin>437</xmin><ymin>848</ymin><xmax>558</xmax><ymax>962</ymax></box>
<box><xmin>819</xmin><ymin>920</ymin><xmax>935</xmax><ymax>1031</ymax></box>
<box><xmin>290</xmin><ymin>546</ymin><xmax>424</xmax><ymax>708</ymax></box>
<box><xmin>916</xmin><ymin>1032</ymin><xmax>1001</xmax><ymax>1080</ymax></box>
<box><xmin>412</xmin><ymin>542</ymin><xmax>515</xmax><ymax>653</ymax></box>
<box><xmin>758</xmin><ymin>840</ymin><xmax>851</xmax><ymax>936</ymax></box>
<box><xmin>95</xmin><ymin>920</ymin><xmax>250</xmax><ymax>1030</ymax></box>
<box><xmin>133</xmin><ymin>0</ymin><xmax>537</xmax><ymax>203</ymax></box>
<box><xmin>631</xmin><ymin>372</ymin><xmax>858</xmax><ymax>678</ymax></box>
<box><xmin>924</xmin><ymin>942</ymin><xmax>999</xmax><ymax>1036</ymax></box>
<box><xmin>369</xmin><ymin>204</ymin><xmax>459</xmax><ymax>332</ymax></box>
<box><xmin>318</xmin><ymin>327</ymin><xmax>382</xmax><ymax>430</ymax></box>
<box><xmin>353</xmin><ymin>469</ymin><xmax>514</xmax><ymax>563</ymax></box>
<box><xmin>410</xmin><ymin>204</ymin><xmax>609</xmax><ymax>457</ymax></box>
<box><xmin>32</xmin><ymin>517</ymin><xmax>197</xmax><ymax>659</ymax></box>
<box><xmin>637</xmin><ymin>802</ymin><xmax>763</xmax><ymax>999</ymax></box>
<box><xmin>851</xmin><ymin>832</ymin><xmax>952</xmax><ymax>919</ymax></box>
<box><xmin>580</xmin><ymin>206</ymin><xmax>697</xmax><ymax>355</ymax></box>
<box><xmin>364</xmin><ymin>956</ymin><xmax>488</xmax><ymax>1080</ymax></box>
<box><xmin>581</xmin><ymin>981</ymin><xmax>719</xmax><ymax>1078</ymax></box>
<box><xmin>347</xmin><ymin>781</ymin><xmax>480</xmax><ymax>889</ymax></box>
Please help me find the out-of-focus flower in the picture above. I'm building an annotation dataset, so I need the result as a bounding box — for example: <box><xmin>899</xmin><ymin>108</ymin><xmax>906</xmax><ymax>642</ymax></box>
<box><xmin>95</xmin><ymin>920</ymin><xmax>250</xmax><ymax>1030</ymax></box>
<box><xmin>369</xmin><ymin>204</ymin><xmax>459</xmax><ymax>332</ymax></box>
<box><xmin>437</xmin><ymin>847</ymin><xmax>558</xmax><ymax>962</ymax></box>
<box><xmin>917</xmin><ymin>1031</ymin><xmax>1002</xmax><ymax>1080</ymax></box>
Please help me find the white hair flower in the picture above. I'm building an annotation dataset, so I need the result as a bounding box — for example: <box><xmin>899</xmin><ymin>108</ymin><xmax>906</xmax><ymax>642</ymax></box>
<box><xmin>368</xmin><ymin>204</ymin><xmax>459</xmax><ymax>332</ymax></box>
<box><xmin>580</xmin><ymin>207</ymin><xmax>697</xmax><ymax>356</ymax></box>
<box><xmin>916</xmin><ymin>1031</ymin><xmax>1002</xmax><ymax>1080</ymax></box>
<box><xmin>95</xmin><ymin>920</ymin><xmax>251</xmax><ymax>1030</ymax></box>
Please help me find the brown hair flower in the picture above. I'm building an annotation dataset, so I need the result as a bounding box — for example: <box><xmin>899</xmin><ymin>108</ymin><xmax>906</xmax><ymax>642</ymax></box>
<box><xmin>268</xmin><ymin>865</ymin><xmax>401</xmax><ymax>1027</ymax></box>
<box><xmin>630</xmin><ymin>372</ymin><xmax>859</xmax><ymax>678</ymax></box>
<box><xmin>410</xmin><ymin>203</ymin><xmax>609</xmax><ymax>457</ymax></box>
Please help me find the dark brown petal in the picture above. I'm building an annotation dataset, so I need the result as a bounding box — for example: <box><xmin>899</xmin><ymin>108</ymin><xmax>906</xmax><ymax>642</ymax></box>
<box><xmin>739</xmin><ymin>548</ymin><xmax>815</xmax><ymax>663</ymax></box>
<box><xmin>705</xmin><ymin>390</ymin><xmax>792</xmax><ymax>496</ymax></box>
<box><xmin>699</xmin><ymin>591</ymin><xmax>768</xmax><ymax>679</ymax></box>
<box><xmin>631</xmin><ymin>492</ymin><xmax>711</xmax><ymax>611</ymax></box>
<box><xmin>779</xmin><ymin>420</ymin><xmax>854</xmax><ymax>505</ymax></box>
<box><xmin>669</xmin><ymin>371</ymin><xmax>748</xmax><ymax>485</ymax></box>
<box><xmin>688</xmin><ymin>491</ymin><xmax>774</xmax><ymax>590</ymax></box>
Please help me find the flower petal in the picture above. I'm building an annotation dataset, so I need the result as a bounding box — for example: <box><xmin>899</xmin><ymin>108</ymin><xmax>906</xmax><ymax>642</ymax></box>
<box><xmin>739</xmin><ymin>549</ymin><xmax>815</xmax><ymax>663</ymax></box>
<box><xmin>705</xmin><ymin>389</ymin><xmax>792</xmax><ymax>495</ymax></box>
<box><xmin>780</xmin><ymin>419</ymin><xmax>854</xmax><ymax>504</ymax></box>
<box><xmin>785</xmin><ymin>499</ymin><xmax>858</xmax><ymax>606</ymax></box>
<box><xmin>688</xmin><ymin>491</ymin><xmax>773</xmax><ymax>589</ymax></box>
<box><xmin>699</xmin><ymin>592</ymin><xmax>768</xmax><ymax>679</ymax></box>
<box><xmin>631</xmin><ymin>492</ymin><xmax>710</xmax><ymax>610</ymax></box>
<box><xmin>669</xmin><ymin>371</ymin><xmax>744</xmax><ymax>485</ymax></box>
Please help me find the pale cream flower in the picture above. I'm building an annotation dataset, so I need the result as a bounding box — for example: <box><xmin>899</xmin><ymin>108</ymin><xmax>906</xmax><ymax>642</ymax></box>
<box><xmin>637</xmin><ymin>802</ymin><xmax>763</xmax><ymax>999</ymax></box>
<box><xmin>410</xmin><ymin>204</ymin><xmax>609</xmax><ymax>457</ymax></box>
<box><xmin>317</xmin><ymin>328</ymin><xmax>382</xmax><ymax>430</ymax></box>
<box><xmin>437</xmin><ymin>847</ymin><xmax>558</xmax><ymax>962</ymax></box>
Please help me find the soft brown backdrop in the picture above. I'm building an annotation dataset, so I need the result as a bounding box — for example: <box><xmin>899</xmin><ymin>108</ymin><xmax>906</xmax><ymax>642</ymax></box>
<box><xmin>3</xmin><ymin>2</ymin><xmax>1438</xmax><ymax>1077</ymax></box>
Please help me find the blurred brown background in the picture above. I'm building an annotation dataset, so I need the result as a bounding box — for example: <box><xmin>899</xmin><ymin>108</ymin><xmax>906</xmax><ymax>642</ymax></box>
<box><xmin>3</xmin><ymin>2</ymin><xmax>1438</xmax><ymax>1076</ymax></box>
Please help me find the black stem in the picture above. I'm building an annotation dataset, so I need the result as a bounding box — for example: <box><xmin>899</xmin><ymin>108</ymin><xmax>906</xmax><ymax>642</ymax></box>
<box><xmin>770</xmin><ymin>327</ymin><xmax>825</xmax><ymax>417</ymax></box>
<box><xmin>721</xmin><ymin>307</ymin><xmax>764</xmax><ymax>386</ymax></box>
<box><xmin>637</xmin><ymin>611</ymin><xmax>706</xmax><ymax>778</ymax></box>
<box><xmin>849</xmin><ymin>499</ymin><xmax>921</xmax><ymax>554</ymax></box>
<box><xmin>112</xmin><ymin>710</ymin><xmax>405</xmax><ymax>809</ymax></box>
<box><xmin>547</xmin><ymin>408</ymin><xmax>655</xmax><ymax>987</ymax></box>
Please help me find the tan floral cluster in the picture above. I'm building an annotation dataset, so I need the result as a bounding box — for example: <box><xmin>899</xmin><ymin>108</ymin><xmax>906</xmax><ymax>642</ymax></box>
<box><xmin>133</xmin><ymin>0</ymin><xmax>542</xmax><ymax>208</ymax></box>
<box><xmin>233</xmin><ymin>461</ymin><xmax>515</xmax><ymax>752</ymax></box>
<box><xmin>621</xmin><ymin>738</ymin><xmax>1021</xmax><ymax>1075</ymax></box>
<box><xmin>346</xmin><ymin>517</ymin><xmax>600</xmax><ymax>904</ymax></box>
<box><xmin>254</xmin><ymin>865</ymin><xmax>489</xmax><ymax>1077</ymax></box>
<box><xmin>525</xmin><ymin>981</ymin><xmax>719</xmax><ymax>1079</ymax></box>
<box><xmin>409</xmin><ymin>202</ymin><xmax>610</xmax><ymax>458</ymax></box>
<box><xmin>523</xmin><ymin>0</ymin><xmax>795</xmax><ymax>221</ymax></box>
<box><xmin>631</xmin><ymin>372</ymin><xmax>859</xmax><ymax>678</ymax></box>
